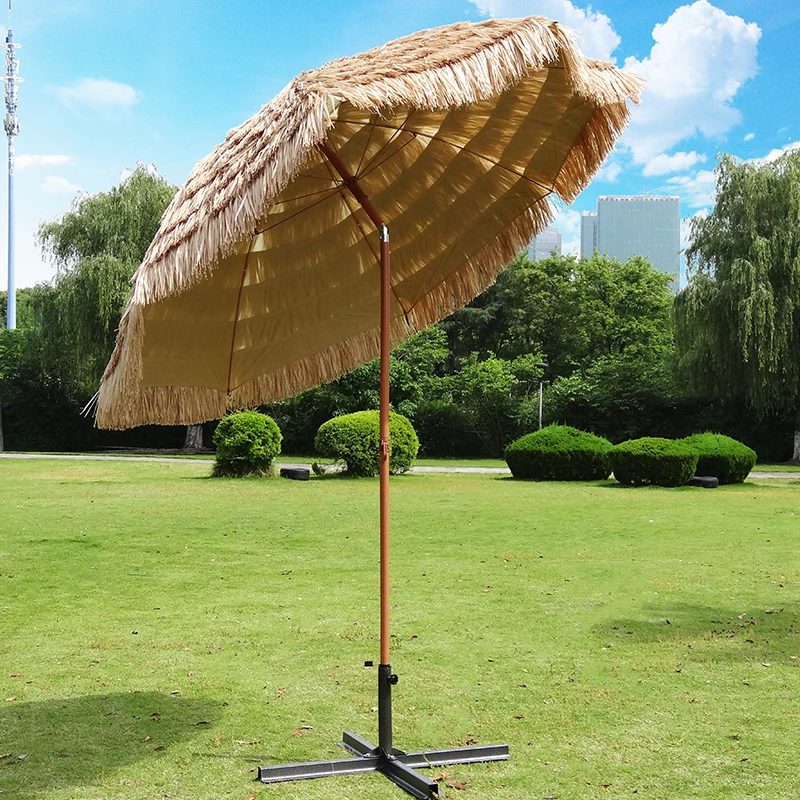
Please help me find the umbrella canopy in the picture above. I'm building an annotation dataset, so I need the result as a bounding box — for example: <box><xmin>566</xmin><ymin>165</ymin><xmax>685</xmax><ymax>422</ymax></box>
<box><xmin>96</xmin><ymin>16</ymin><xmax>641</xmax><ymax>429</ymax></box>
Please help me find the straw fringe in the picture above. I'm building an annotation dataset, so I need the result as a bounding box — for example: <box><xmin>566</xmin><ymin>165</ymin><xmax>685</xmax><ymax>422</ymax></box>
<box><xmin>553</xmin><ymin>104</ymin><xmax>632</xmax><ymax>205</ymax></box>
<box><xmin>97</xmin><ymin>192</ymin><xmax>556</xmax><ymax>429</ymax></box>
<box><xmin>96</xmin><ymin>15</ymin><xmax>643</xmax><ymax>429</ymax></box>
<box><xmin>131</xmin><ymin>17</ymin><xmax>641</xmax><ymax>307</ymax></box>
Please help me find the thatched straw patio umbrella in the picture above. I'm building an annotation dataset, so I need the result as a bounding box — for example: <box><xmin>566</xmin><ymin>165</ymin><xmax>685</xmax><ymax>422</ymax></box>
<box><xmin>97</xmin><ymin>16</ymin><xmax>641</xmax><ymax>797</ymax></box>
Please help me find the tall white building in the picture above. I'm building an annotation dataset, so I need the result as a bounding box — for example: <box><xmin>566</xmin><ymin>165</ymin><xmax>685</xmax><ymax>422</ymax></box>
<box><xmin>528</xmin><ymin>225</ymin><xmax>562</xmax><ymax>261</ymax></box>
<box><xmin>579</xmin><ymin>196</ymin><xmax>681</xmax><ymax>291</ymax></box>
<box><xmin>580</xmin><ymin>212</ymin><xmax>597</xmax><ymax>259</ymax></box>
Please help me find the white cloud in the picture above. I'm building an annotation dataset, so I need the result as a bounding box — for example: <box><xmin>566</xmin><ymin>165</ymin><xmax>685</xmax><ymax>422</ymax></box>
<box><xmin>550</xmin><ymin>207</ymin><xmax>582</xmax><ymax>256</ymax></box>
<box><xmin>119</xmin><ymin>162</ymin><xmax>165</xmax><ymax>185</ymax></box>
<box><xmin>41</xmin><ymin>175</ymin><xmax>83</xmax><ymax>195</ymax></box>
<box><xmin>597</xmin><ymin>160</ymin><xmax>622</xmax><ymax>182</ymax></box>
<box><xmin>622</xmin><ymin>1</ymin><xmax>760</xmax><ymax>165</ymax></box>
<box><xmin>468</xmin><ymin>0</ymin><xmax>620</xmax><ymax>60</ymax></box>
<box><xmin>52</xmin><ymin>78</ymin><xmax>142</xmax><ymax>114</ymax></box>
<box><xmin>744</xmin><ymin>132</ymin><xmax>755</xmax><ymax>141</ymax></box>
<box><xmin>665</xmin><ymin>140</ymin><xmax>800</xmax><ymax>217</ymax></box>
<box><xmin>680</xmin><ymin>209</ymin><xmax>706</xmax><ymax>250</ymax></box>
<box><xmin>642</xmin><ymin>150</ymin><xmax>706</xmax><ymax>176</ymax></box>
<box><xmin>16</xmin><ymin>154</ymin><xmax>74</xmax><ymax>170</ymax></box>
<box><xmin>755</xmin><ymin>141</ymin><xmax>800</xmax><ymax>164</ymax></box>
<box><xmin>665</xmin><ymin>169</ymin><xmax>716</xmax><ymax>208</ymax></box>
<box><xmin>680</xmin><ymin>216</ymin><xmax>693</xmax><ymax>254</ymax></box>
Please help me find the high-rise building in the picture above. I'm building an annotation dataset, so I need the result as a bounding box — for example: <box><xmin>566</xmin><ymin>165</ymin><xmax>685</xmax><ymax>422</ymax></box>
<box><xmin>579</xmin><ymin>212</ymin><xmax>597</xmax><ymax>259</ymax></box>
<box><xmin>579</xmin><ymin>196</ymin><xmax>681</xmax><ymax>291</ymax></box>
<box><xmin>528</xmin><ymin>225</ymin><xmax>562</xmax><ymax>261</ymax></box>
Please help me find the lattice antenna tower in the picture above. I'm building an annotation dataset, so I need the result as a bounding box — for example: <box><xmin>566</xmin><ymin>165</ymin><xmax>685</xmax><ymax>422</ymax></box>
<box><xmin>2</xmin><ymin>0</ymin><xmax>21</xmax><ymax>329</ymax></box>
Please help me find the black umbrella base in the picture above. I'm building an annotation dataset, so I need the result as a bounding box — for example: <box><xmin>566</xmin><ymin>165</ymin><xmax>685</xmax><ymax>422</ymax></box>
<box><xmin>259</xmin><ymin>664</ymin><xmax>509</xmax><ymax>797</ymax></box>
<box><xmin>258</xmin><ymin>730</ymin><xmax>509</xmax><ymax>798</ymax></box>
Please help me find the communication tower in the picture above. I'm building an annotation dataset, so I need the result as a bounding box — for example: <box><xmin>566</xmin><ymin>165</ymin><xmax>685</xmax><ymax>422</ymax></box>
<box><xmin>2</xmin><ymin>1</ymin><xmax>21</xmax><ymax>329</ymax></box>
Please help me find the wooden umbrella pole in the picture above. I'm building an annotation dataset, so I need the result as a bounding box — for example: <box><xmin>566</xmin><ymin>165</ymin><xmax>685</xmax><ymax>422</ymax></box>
<box><xmin>377</xmin><ymin>227</ymin><xmax>395</xmax><ymax>753</ymax></box>
<box><xmin>318</xmin><ymin>141</ymin><xmax>396</xmax><ymax>752</ymax></box>
<box><xmin>378</xmin><ymin>225</ymin><xmax>391</xmax><ymax>666</ymax></box>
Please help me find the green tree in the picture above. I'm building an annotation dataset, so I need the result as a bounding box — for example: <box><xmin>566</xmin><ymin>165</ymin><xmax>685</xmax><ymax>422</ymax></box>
<box><xmin>450</xmin><ymin>354</ymin><xmax>518</xmax><ymax>456</ymax></box>
<box><xmin>34</xmin><ymin>165</ymin><xmax>176</xmax><ymax>392</ymax></box>
<box><xmin>440</xmin><ymin>253</ymin><xmax>580</xmax><ymax>372</ymax></box>
<box><xmin>493</xmin><ymin>253</ymin><xmax>582</xmax><ymax>374</ymax></box>
<box><xmin>574</xmin><ymin>253</ymin><xmax>673</xmax><ymax>362</ymax></box>
<box><xmin>545</xmin><ymin>352</ymin><xmax>679</xmax><ymax>443</ymax></box>
<box><xmin>441</xmin><ymin>252</ymin><xmax>673</xmax><ymax>379</ymax></box>
<box><xmin>0</xmin><ymin>329</ymin><xmax>21</xmax><ymax>450</ymax></box>
<box><xmin>448</xmin><ymin>352</ymin><xmax>547</xmax><ymax>456</ymax></box>
<box><xmin>0</xmin><ymin>290</ymin><xmax>37</xmax><ymax>449</ymax></box>
<box><xmin>0</xmin><ymin>327</ymin><xmax>94</xmax><ymax>452</ymax></box>
<box><xmin>0</xmin><ymin>287</ymin><xmax>37</xmax><ymax>330</ymax></box>
<box><xmin>675</xmin><ymin>150</ymin><xmax>800</xmax><ymax>462</ymax></box>
<box><xmin>263</xmin><ymin>327</ymin><xmax>449</xmax><ymax>453</ymax></box>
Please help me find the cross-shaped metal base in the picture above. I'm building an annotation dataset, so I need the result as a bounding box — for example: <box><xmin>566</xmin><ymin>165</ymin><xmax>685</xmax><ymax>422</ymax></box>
<box><xmin>258</xmin><ymin>664</ymin><xmax>509</xmax><ymax>798</ymax></box>
<box><xmin>258</xmin><ymin>730</ymin><xmax>509</xmax><ymax>798</ymax></box>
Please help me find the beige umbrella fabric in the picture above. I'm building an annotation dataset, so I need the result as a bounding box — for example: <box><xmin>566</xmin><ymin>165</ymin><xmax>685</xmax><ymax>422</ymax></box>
<box><xmin>96</xmin><ymin>16</ymin><xmax>641</xmax><ymax>430</ymax></box>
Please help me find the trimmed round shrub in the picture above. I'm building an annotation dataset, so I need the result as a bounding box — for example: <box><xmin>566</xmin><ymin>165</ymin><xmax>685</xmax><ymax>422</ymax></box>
<box><xmin>610</xmin><ymin>437</ymin><xmax>698</xmax><ymax>487</ymax></box>
<box><xmin>504</xmin><ymin>425</ymin><xmax>612</xmax><ymax>481</ymax></box>
<box><xmin>683</xmin><ymin>432</ymin><xmax>756</xmax><ymax>484</ymax></box>
<box><xmin>314</xmin><ymin>410</ymin><xmax>419</xmax><ymax>477</ymax></box>
<box><xmin>212</xmin><ymin>411</ymin><xmax>282</xmax><ymax>477</ymax></box>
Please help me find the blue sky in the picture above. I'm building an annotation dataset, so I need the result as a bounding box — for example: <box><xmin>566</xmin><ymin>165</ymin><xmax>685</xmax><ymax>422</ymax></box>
<box><xmin>3</xmin><ymin>0</ymin><xmax>799</xmax><ymax>289</ymax></box>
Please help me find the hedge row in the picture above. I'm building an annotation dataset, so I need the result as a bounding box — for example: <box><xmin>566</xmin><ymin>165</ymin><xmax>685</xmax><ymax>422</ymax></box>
<box><xmin>504</xmin><ymin>426</ymin><xmax>756</xmax><ymax>486</ymax></box>
<box><xmin>209</xmin><ymin>412</ymin><xmax>757</xmax><ymax>487</ymax></box>
<box><xmin>211</xmin><ymin>409</ymin><xmax>419</xmax><ymax>478</ymax></box>
<box><xmin>504</xmin><ymin>426</ymin><xmax>611</xmax><ymax>480</ymax></box>
<box><xmin>683</xmin><ymin>432</ymin><xmax>757</xmax><ymax>485</ymax></box>
<box><xmin>609</xmin><ymin>437</ymin><xmax>697</xmax><ymax>487</ymax></box>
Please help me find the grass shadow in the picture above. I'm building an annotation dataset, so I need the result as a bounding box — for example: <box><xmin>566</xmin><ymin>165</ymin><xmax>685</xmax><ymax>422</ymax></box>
<box><xmin>595</xmin><ymin>601</ymin><xmax>799</xmax><ymax>662</ymax></box>
<box><xmin>597</xmin><ymin>480</ymin><xmax>800</xmax><ymax>491</ymax></box>
<box><xmin>0</xmin><ymin>691</ymin><xmax>218</xmax><ymax>797</ymax></box>
<box><xmin>597</xmin><ymin>481</ymin><xmax>700</xmax><ymax>490</ymax></box>
<box><xmin>494</xmin><ymin>475</ymin><xmax>615</xmax><ymax>484</ymax></box>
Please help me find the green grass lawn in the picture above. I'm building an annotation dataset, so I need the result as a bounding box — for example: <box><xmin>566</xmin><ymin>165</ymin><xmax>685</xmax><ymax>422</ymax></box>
<box><xmin>0</xmin><ymin>461</ymin><xmax>798</xmax><ymax>799</ymax></box>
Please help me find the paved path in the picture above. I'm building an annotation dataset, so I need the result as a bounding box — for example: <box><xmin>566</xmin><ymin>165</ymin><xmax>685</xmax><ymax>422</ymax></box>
<box><xmin>0</xmin><ymin>452</ymin><xmax>796</xmax><ymax>479</ymax></box>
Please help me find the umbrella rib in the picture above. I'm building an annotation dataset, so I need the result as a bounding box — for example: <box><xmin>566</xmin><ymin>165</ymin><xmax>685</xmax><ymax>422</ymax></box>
<box><xmin>363</xmin><ymin>120</ymin><xmax>555</xmax><ymax>194</ymax></box>
<box><xmin>319</xmin><ymin>154</ymin><xmax>382</xmax><ymax>272</ymax></box>
<box><xmin>274</xmin><ymin>184</ymin><xmax>345</xmax><ymax>203</ymax></box>
<box><xmin>254</xmin><ymin>185</ymin><xmax>343</xmax><ymax>235</ymax></box>
<box><xmin>225</xmin><ymin>240</ymin><xmax>254</xmax><ymax>396</ymax></box>
<box><xmin>355</xmin><ymin>109</ymin><xmax>417</xmax><ymax>178</ymax></box>
<box><xmin>355</xmin><ymin>115</ymin><xmax>377</xmax><ymax>177</ymax></box>
<box><xmin>355</xmin><ymin>131</ymin><xmax>420</xmax><ymax>185</ymax></box>
<box><xmin>319</xmin><ymin>146</ymin><xmax>411</xmax><ymax>317</ymax></box>
<box><xmin>341</xmin><ymin>189</ymin><xmax>378</xmax><ymax>264</ymax></box>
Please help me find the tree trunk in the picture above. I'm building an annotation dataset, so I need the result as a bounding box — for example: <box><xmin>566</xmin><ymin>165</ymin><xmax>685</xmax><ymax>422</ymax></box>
<box><xmin>791</xmin><ymin>429</ymin><xmax>800</xmax><ymax>465</ymax></box>
<box><xmin>0</xmin><ymin>404</ymin><xmax>4</xmax><ymax>452</ymax></box>
<box><xmin>182</xmin><ymin>423</ymin><xmax>203</xmax><ymax>452</ymax></box>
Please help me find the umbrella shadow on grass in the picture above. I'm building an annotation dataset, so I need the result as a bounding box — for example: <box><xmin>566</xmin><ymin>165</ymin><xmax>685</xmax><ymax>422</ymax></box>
<box><xmin>0</xmin><ymin>691</ymin><xmax>218</xmax><ymax>797</ymax></box>
<box><xmin>594</xmin><ymin>601</ymin><xmax>799</xmax><ymax>662</ymax></box>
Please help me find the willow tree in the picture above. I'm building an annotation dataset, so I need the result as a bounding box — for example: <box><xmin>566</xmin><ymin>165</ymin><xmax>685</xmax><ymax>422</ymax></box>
<box><xmin>675</xmin><ymin>150</ymin><xmax>800</xmax><ymax>462</ymax></box>
<box><xmin>35</xmin><ymin>165</ymin><xmax>176</xmax><ymax>392</ymax></box>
